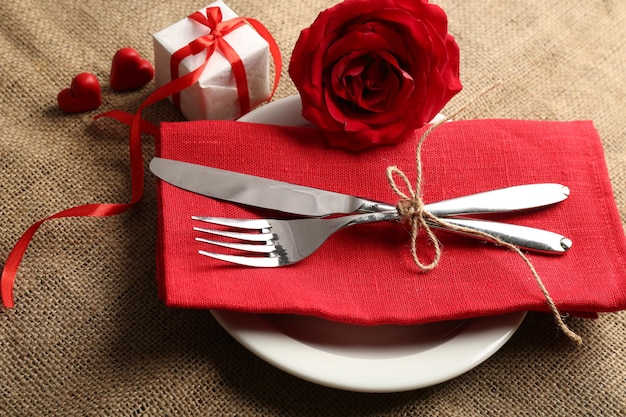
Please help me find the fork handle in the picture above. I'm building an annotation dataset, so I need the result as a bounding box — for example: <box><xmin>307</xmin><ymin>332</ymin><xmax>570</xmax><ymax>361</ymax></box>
<box><xmin>343</xmin><ymin>212</ymin><xmax>570</xmax><ymax>254</ymax></box>
<box><xmin>359</xmin><ymin>183</ymin><xmax>570</xmax><ymax>217</ymax></box>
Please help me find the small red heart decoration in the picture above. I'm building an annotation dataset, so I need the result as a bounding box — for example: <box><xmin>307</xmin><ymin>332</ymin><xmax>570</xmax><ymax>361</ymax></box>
<box><xmin>110</xmin><ymin>47</ymin><xmax>155</xmax><ymax>91</ymax></box>
<box><xmin>57</xmin><ymin>72</ymin><xmax>102</xmax><ymax>113</ymax></box>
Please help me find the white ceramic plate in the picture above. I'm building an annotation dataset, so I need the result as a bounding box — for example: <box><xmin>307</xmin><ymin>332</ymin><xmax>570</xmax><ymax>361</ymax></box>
<box><xmin>211</xmin><ymin>95</ymin><xmax>526</xmax><ymax>393</ymax></box>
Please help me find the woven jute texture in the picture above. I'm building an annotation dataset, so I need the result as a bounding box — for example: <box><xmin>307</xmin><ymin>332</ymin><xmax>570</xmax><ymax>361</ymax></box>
<box><xmin>1</xmin><ymin>0</ymin><xmax>625</xmax><ymax>415</ymax></box>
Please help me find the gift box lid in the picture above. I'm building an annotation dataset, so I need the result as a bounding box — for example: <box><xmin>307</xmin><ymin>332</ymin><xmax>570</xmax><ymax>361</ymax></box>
<box><xmin>153</xmin><ymin>0</ymin><xmax>269</xmax><ymax>84</ymax></box>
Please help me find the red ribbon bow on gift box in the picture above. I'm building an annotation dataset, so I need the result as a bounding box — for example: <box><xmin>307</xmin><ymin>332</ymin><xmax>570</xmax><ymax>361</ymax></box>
<box><xmin>170</xmin><ymin>7</ymin><xmax>270</xmax><ymax>115</ymax></box>
<box><xmin>0</xmin><ymin>7</ymin><xmax>281</xmax><ymax>308</ymax></box>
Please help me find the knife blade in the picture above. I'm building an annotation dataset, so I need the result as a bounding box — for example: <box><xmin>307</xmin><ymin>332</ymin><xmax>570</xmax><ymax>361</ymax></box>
<box><xmin>149</xmin><ymin>157</ymin><xmax>569</xmax><ymax>218</ymax></box>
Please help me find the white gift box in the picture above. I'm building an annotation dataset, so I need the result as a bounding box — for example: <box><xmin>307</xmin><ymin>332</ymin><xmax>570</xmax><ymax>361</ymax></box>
<box><xmin>153</xmin><ymin>1</ymin><xmax>270</xmax><ymax>120</ymax></box>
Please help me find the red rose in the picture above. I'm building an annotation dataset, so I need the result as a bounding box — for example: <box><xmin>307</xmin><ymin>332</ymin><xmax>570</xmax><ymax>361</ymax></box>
<box><xmin>289</xmin><ymin>0</ymin><xmax>462</xmax><ymax>150</ymax></box>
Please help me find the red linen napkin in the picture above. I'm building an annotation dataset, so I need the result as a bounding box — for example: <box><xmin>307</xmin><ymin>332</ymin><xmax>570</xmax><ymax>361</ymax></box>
<box><xmin>155</xmin><ymin>119</ymin><xmax>626</xmax><ymax>325</ymax></box>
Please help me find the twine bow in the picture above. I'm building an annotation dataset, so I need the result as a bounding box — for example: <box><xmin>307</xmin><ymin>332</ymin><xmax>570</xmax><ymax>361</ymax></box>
<box><xmin>386</xmin><ymin>165</ymin><xmax>443</xmax><ymax>271</ymax></box>
<box><xmin>385</xmin><ymin>98</ymin><xmax>582</xmax><ymax>345</ymax></box>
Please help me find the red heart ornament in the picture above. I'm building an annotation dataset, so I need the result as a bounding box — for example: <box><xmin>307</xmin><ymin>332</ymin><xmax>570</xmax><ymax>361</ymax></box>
<box><xmin>110</xmin><ymin>47</ymin><xmax>155</xmax><ymax>91</ymax></box>
<box><xmin>57</xmin><ymin>72</ymin><xmax>102</xmax><ymax>113</ymax></box>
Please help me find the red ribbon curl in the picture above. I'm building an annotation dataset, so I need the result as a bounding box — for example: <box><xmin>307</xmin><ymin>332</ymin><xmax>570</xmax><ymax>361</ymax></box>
<box><xmin>1</xmin><ymin>7</ymin><xmax>281</xmax><ymax>308</ymax></box>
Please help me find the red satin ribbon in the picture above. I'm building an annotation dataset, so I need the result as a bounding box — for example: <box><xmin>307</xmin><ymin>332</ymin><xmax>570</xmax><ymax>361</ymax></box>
<box><xmin>1</xmin><ymin>7</ymin><xmax>282</xmax><ymax>308</ymax></box>
<box><xmin>172</xmin><ymin>8</ymin><xmax>248</xmax><ymax>114</ymax></box>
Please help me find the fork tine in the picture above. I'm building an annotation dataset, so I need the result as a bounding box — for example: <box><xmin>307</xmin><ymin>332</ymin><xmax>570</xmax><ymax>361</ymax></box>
<box><xmin>198</xmin><ymin>250</ymin><xmax>282</xmax><ymax>267</ymax></box>
<box><xmin>192</xmin><ymin>216</ymin><xmax>271</xmax><ymax>230</ymax></box>
<box><xmin>193</xmin><ymin>226</ymin><xmax>274</xmax><ymax>242</ymax></box>
<box><xmin>195</xmin><ymin>237</ymin><xmax>276</xmax><ymax>253</ymax></box>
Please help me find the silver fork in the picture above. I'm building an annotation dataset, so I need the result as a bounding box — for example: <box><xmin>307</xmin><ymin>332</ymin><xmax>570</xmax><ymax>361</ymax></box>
<box><xmin>192</xmin><ymin>213</ymin><xmax>572</xmax><ymax>267</ymax></box>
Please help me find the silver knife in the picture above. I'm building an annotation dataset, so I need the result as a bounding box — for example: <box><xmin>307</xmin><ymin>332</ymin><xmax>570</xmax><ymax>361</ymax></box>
<box><xmin>149</xmin><ymin>157</ymin><xmax>569</xmax><ymax>218</ymax></box>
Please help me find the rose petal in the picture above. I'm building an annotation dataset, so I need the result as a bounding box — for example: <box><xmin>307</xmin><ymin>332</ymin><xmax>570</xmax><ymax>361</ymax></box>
<box><xmin>324</xmin><ymin>88</ymin><xmax>371</xmax><ymax>133</ymax></box>
<box><xmin>326</xmin><ymin>32</ymin><xmax>393</xmax><ymax>66</ymax></box>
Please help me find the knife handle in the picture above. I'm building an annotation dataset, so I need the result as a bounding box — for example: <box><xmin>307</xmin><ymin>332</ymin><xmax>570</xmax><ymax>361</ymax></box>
<box><xmin>433</xmin><ymin>217</ymin><xmax>572</xmax><ymax>254</ymax></box>
<box><xmin>346</xmin><ymin>211</ymin><xmax>571</xmax><ymax>254</ymax></box>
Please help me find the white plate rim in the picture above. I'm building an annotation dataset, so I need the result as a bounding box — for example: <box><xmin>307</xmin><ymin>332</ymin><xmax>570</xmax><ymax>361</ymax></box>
<box><xmin>212</xmin><ymin>310</ymin><xmax>525</xmax><ymax>393</ymax></box>
<box><xmin>209</xmin><ymin>95</ymin><xmax>526</xmax><ymax>393</ymax></box>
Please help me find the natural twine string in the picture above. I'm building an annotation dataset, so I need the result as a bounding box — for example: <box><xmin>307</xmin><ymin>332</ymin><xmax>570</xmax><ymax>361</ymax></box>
<box><xmin>386</xmin><ymin>85</ymin><xmax>583</xmax><ymax>345</ymax></box>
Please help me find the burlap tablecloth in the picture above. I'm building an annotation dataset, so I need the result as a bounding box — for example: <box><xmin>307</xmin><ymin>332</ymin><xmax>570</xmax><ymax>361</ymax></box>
<box><xmin>1</xmin><ymin>0</ymin><xmax>625</xmax><ymax>415</ymax></box>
